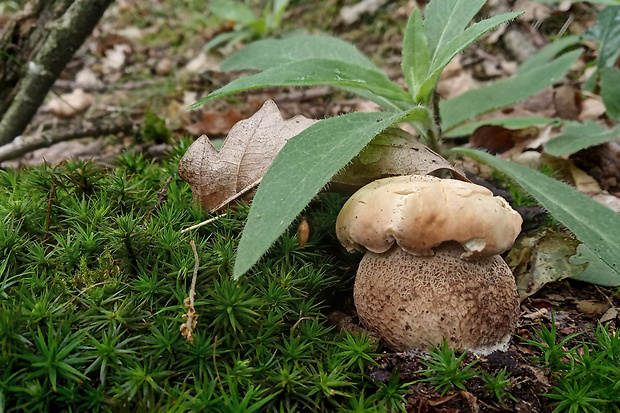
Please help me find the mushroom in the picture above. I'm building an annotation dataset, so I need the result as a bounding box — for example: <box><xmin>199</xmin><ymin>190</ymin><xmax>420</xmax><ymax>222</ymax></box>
<box><xmin>336</xmin><ymin>175</ymin><xmax>523</xmax><ymax>354</ymax></box>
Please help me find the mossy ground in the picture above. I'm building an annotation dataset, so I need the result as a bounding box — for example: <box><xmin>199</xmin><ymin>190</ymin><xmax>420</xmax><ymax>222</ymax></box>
<box><xmin>0</xmin><ymin>142</ymin><xmax>399</xmax><ymax>412</ymax></box>
<box><xmin>2</xmin><ymin>142</ymin><xmax>619</xmax><ymax>412</ymax></box>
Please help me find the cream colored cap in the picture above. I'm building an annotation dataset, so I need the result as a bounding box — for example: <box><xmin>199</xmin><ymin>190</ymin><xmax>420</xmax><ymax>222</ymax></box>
<box><xmin>335</xmin><ymin>175</ymin><xmax>523</xmax><ymax>259</ymax></box>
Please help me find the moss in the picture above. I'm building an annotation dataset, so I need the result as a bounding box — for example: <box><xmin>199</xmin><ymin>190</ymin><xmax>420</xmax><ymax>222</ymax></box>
<box><xmin>0</xmin><ymin>147</ymin><xmax>389</xmax><ymax>412</ymax></box>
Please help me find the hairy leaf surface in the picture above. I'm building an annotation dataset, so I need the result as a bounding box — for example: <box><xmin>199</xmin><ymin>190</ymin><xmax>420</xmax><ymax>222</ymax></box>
<box><xmin>190</xmin><ymin>58</ymin><xmax>411</xmax><ymax>109</ymax></box>
<box><xmin>233</xmin><ymin>108</ymin><xmax>428</xmax><ymax>278</ymax></box>
<box><xmin>220</xmin><ymin>35</ymin><xmax>377</xmax><ymax>71</ymax></box>
<box><xmin>402</xmin><ymin>8</ymin><xmax>430</xmax><ymax>98</ymax></box>
<box><xmin>424</xmin><ymin>0</ymin><xmax>486</xmax><ymax>59</ymax></box>
<box><xmin>544</xmin><ymin>121</ymin><xmax>620</xmax><ymax>156</ymax></box>
<box><xmin>440</xmin><ymin>50</ymin><xmax>580</xmax><ymax>131</ymax></box>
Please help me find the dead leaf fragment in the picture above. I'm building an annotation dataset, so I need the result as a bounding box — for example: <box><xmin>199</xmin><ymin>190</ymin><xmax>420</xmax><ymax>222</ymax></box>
<box><xmin>331</xmin><ymin>127</ymin><xmax>468</xmax><ymax>192</ymax></box>
<box><xmin>579</xmin><ymin>98</ymin><xmax>606</xmax><ymax>121</ymax></box>
<box><xmin>515</xmin><ymin>231</ymin><xmax>584</xmax><ymax>298</ymax></box>
<box><xmin>554</xmin><ymin>85</ymin><xmax>581</xmax><ymax>120</ymax></box>
<box><xmin>48</xmin><ymin>88</ymin><xmax>95</xmax><ymax>118</ymax></box>
<box><xmin>185</xmin><ymin>107</ymin><xmax>246</xmax><ymax>137</ymax></box>
<box><xmin>576</xmin><ymin>300</ymin><xmax>610</xmax><ymax>315</ymax></box>
<box><xmin>600</xmin><ymin>307</ymin><xmax>619</xmax><ymax>323</ymax></box>
<box><xmin>178</xmin><ymin>100</ymin><xmax>317</xmax><ymax>212</ymax></box>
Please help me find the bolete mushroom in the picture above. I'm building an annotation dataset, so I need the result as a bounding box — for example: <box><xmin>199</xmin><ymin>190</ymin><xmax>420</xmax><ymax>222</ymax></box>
<box><xmin>336</xmin><ymin>175</ymin><xmax>523</xmax><ymax>354</ymax></box>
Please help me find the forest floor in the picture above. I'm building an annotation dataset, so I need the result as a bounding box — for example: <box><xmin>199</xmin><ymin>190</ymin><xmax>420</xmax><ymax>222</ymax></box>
<box><xmin>1</xmin><ymin>0</ymin><xmax>619</xmax><ymax>411</ymax></box>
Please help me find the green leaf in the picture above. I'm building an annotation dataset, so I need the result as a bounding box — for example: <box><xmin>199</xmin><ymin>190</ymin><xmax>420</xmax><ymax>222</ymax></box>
<box><xmin>440</xmin><ymin>49</ymin><xmax>580</xmax><ymax>131</ymax></box>
<box><xmin>570</xmin><ymin>243</ymin><xmax>620</xmax><ymax>286</ymax></box>
<box><xmin>233</xmin><ymin>107</ymin><xmax>429</xmax><ymax>278</ymax></box>
<box><xmin>220</xmin><ymin>35</ymin><xmax>377</xmax><ymax>71</ymax></box>
<box><xmin>516</xmin><ymin>35</ymin><xmax>581</xmax><ymax>74</ymax></box>
<box><xmin>210</xmin><ymin>0</ymin><xmax>257</xmax><ymax>25</ymax></box>
<box><xmin>584</xmin><ymin>6</ymin><xmax>620</xmax><ymax>68</ymax></box>
<box><xmin>443</xmin><ymin>117</ymin><xmax>562</xmax><ymax>138</ymax></box>
<box><xmin>544</xmin><ymin>121</ymin><xmax>620</xmax><ymax>156</ymax></box>
<box><xmin>600</xmin><ymin>67</ymin><xmax>620</xmax><ymax>121</ymax></box>
<box><xmin>190</xmin><ymin>58</ymin><xmax>412</xmax><ymax>110</ymax></box>
<box><xmin>402</xmin><ymin>8</ymin><xmax>430</xmax><ymax>98</ymax></box>
<box><xmin>452</xmin><ymin>148</ymin><xmax>620</xmax><ymax>283</ymax></box>
<box><xmin>424</xmin><ymin>0</ymin><xmax>486</xmax><ymax>60</ymax></box>
<box><xmin>419</xmin><ymin>11</ymin><xmax>523</xmax><ymax>101</ymax></box>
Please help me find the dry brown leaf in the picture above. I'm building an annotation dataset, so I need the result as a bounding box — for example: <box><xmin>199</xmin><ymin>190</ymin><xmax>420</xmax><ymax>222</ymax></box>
<box><xmin>600</xmin><ymin>307</ymin><xmax>619</xmax><ymax>323</ymax></box>
<box><xmin>576</xmin><ymin>300</ymin><xmax>610</xmax><ymax>315</ymax></box>
<box><xmin>185</xmin><ymin>107</ymin><xmax>246</xmax><ymax>137</ymax></box>
<box><xmin>554</xmin><ymin>85</ymin><xmax>581</xmax><ymax>120</ymax></box>
<box><xmin>591</xmin><ymin>193</ymin><xmax>620</xmax><ymax>212</ymax></box>
<box><xmin>578</xmin><ymin>98</ymin><xmax>607</xmax><ymax>121</ymax></box>
<box><xmin>178</xmin><ymin>100</ymin><xmax>317</xmax><ymax>212</ymax></box>
<box><xmin>331</xmin><ymin>127</ymin><xmax>468</xmax><ymax>192</ymax></box>
<box><xmin>541</xmin><ymin>153</ymin><xmax>602</xmax><ymax>194</ymax></box>
<box><xmin>48</xmin><ymin>88</ymin><xmax>95</xmax><ymax>118</ymax></box>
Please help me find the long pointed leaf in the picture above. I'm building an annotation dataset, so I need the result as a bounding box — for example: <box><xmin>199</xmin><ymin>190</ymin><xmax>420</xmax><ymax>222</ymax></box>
<box><xmin>402</xmin><ymin>8</ymin><xmax>430</xmax><ymax>98</ymax></box>
<box><xmin>424</xmin><ymin>0</ymin><xmax>486</xmax><ymax>59</ymax></box>
<box><xmin>440</xmin><ymin>49</ymin><xmax>580</xmax><ymax>131</ymax></box>
<box><xmin>516</xmin><ymin>35</ymin><xmax>581</xmax><ymax>75</ymax></box>
<box><xmin>600</xmin><ymin>67</ymin><xmax>620</xmax><ymax>121</ymax></box>
<box><xmin>418</xmin><ymin>12</ymin><xmax>522</xmax><ymax>101</ymax></box>
<box><xmin>220</xmin><ymin>35</ymin><xmax>377</xmax><ymax>71</ymax></box>
<box><xmin>190</xmin><ymin>58</ymin><xmax>412</xmax><ymax>109</ymax></box>
<box><xmin>453</xmin><ymin>148</ymin><xmax>620</xmax><ymax>283</ymax></box>
<box><xmin>584</xmin><ymin>6</ymin><xmax>620</xmax><ymax>68</ymax></box>
<box><xmin>233</xmin><ymin>107</ymin><xmax>429</xmax><ymax>278</ymax></box>
<box><xmin>544</xmin><ymin>121</ymin><xmax>620</xmax><ymax>156</ymax></box>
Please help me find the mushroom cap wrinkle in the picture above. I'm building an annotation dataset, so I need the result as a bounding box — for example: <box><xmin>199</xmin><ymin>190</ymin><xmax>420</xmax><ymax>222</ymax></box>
<box><xmin>336</xmin><ymin>175</ymin><xmax>522</xmax><ymax>259</ymax></box>
<box><xmin>354</xmin><ymin>243</ymin><xmax>520</xmax><ymax>353</ymax></box>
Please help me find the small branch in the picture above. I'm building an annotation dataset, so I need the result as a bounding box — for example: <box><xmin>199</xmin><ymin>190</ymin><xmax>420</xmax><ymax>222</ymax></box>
<box><xmin>52</xmin><ymin>79</ymin><xmax>162</xmax><ymax>93</ymax></box>
<box><xmin>0</xmin><ymin>0</ymin><xmax>114</xmax><ymax>145</ymax></box>
<box><xmin>180</xmin><ymin>240</ymin><xmax>200</xmax><ymax>344</ymax></box>
<box><xmin>143</xmin><ymin>176</ymin><xmax>173</xmax><ymax>224</ymax></box>
<box><xmin>0</xmin><ymin>115</ymin><xmax>134</xmax><ymax>162</ymax></box>
<box><xmin>291</xmin><ymin>311</ymin><xmax>313</xmax><ymax>333</ymax></box>
<box><xmin>209</xmin><ymin>178</ymin><xmax>261</xmax><ymax>213</ymax></box>
<box><xmin>180</xmin><ymin>214</ymin><xmax>225</xmax><ymax>234</ymax></box>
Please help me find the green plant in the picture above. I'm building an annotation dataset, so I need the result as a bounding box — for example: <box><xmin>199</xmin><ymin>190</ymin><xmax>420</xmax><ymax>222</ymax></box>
<box><xmin>1</xmin><ymin>150</ymin><xmax>410</xmax><ymax>410</ymax></box>
<box><xmin>535</xmin><ymin>5</ymin><xmax>620</xmax><ymax>158</ymax></box>
<box><xmin>520</xmin><ymin>314</ymin><xmax>584</xmax><ymax>371</ymax></box>
<box><xmin>481</xmin><ymin>367</ymin><xmax>517</xmax><ymax>405</ymax></box>
<box><xmin>546</xmin><ymin>379</ymin><xmax>610</xmax><ymax>413</ymax></box>
<box><xmin>520</xmin><ymin>318</ymin><xmax>620</xmax><ymax>412</ymax></box>
<box><xmin>17</xmin><ymin>323</ymin><xmax>88</xmax><ymax>392</ymax></box>
<box><xmin>205</xmin><ymin>0</ymin><xmax>290</xmax><ymax>51</ymax></box>
<box><xmin>368</xmin><ymin>369</ymin><xmax>413</xmax><ymax>413</ymax></box>
<box><xmin>189</xmin><ymin>0</ymin><xmax>620</xmax><ymax>286</ymax></box>
<box><xmin>418</xmin><ymin>339</ymin><xmax>479</xmax><ymax>395</ymax></box>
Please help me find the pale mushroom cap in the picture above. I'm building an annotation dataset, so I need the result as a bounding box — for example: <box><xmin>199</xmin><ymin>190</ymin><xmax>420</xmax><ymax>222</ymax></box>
<box><xmin>336</xmin><ymin>175</ymin><xmax>522</xmax><ymax>259</ymax></box>
<box><xmin>354</xmin><ymin>243</ymin><xmax>520</xmax><ymax>353</ymax></box>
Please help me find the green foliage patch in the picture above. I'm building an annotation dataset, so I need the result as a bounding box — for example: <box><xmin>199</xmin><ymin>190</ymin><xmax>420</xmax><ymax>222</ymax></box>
<box><xmin>0</xmin><ymin>149</ymin><xmax>394</xmax><ymax>412</ymax></box>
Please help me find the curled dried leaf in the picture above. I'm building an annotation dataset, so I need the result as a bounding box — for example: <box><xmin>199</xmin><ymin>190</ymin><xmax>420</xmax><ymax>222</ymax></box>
<box><xmin>178</xmin><ymin>100</ymin><xmax>317</xmax><ymax>212</ymax></box>
<box><xmin>331</xmin><ymin>127</ymin><xmax>468</xmax><ymax>193</ymax></box>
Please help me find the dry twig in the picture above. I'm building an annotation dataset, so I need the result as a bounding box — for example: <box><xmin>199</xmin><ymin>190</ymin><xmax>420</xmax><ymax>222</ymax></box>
<box><xmin>180</xmin><ymin>240</ymin><xmax>200</xmax><ymax>344</ymax></box>
<box><xmin>144</xmin><ymin>176</ymin><xmax>173</xmax><ymax>223</ymax></box>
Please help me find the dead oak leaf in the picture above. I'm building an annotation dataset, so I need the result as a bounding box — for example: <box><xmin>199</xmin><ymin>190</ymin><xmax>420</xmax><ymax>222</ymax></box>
<box><xmin>178</xmin><ymin>100</ymin><xmax>317</xmax><ymax>212</ymax></box>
